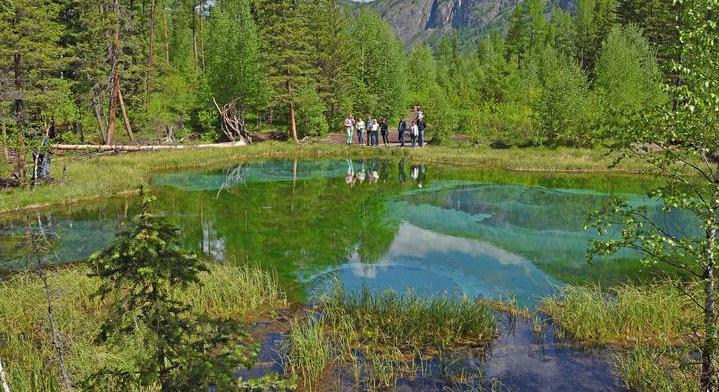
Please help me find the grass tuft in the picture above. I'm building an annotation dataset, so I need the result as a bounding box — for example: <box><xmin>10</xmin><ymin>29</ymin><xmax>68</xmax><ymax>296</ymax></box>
<box><xmin>285</xmin><ymin>316</ymin><xmax>331</xmax><ymax>392</ymax></box>
<box><xmin>320</xmin><ymin>285</ymin><xmax>497</xmax><ymax>357</ymax></box>
<box><xmin>615</xmin><ymin>346</ymin><xmax>699</xmax><ymax>392</ymax></box>
<box><xmin>542</xmin><ymin>281</ymin><xmax>698</xmax><ymax>346</ymax></box>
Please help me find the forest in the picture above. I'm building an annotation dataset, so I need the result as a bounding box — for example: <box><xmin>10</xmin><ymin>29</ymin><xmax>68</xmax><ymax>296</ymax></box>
<box><xmin>1</xmin><ymin>0</ymin><xmax>672</xmax><ymax>157</ymax></box>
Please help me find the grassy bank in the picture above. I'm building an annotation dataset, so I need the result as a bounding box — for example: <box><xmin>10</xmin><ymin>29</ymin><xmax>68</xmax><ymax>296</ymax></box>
<box><xmin>0</xmin><ymin>263</ymin><xmax>287</xmax><ymax>392</ymax></box>
<box><xmin>0</xmin><ymin>143</ymin><xmax>650</xmax><ymax>214</ymax></box>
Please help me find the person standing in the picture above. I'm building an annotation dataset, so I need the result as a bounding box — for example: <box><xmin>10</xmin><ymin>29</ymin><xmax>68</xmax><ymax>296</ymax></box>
<box><xmin>410</xmin><ymin>121</ymin><xmax>419</xmax><ymax>148</ymax></box>
<box><xmin>356</xmin><ymin>118</ymin><xmax>366</xmax><ymax>145</ymax></box>
<box><xmin>417</xmin><ymin>118</ymin><xmax>426</xmax><ymax>147</ymax></box>
<box><xmin>366</xmin><ymin>117</ymin><xmax>374</xmax><ymax>146</ymax></box>
<box><xmin>370</xmin><ymin>119</ymin><xmax>380</xmax><ymax>146</ymax></box>
<box><xmin>380</xmin><ymin>118</ymin><xmax>389</xmax><ymax>146</ymax></box>
<box><xmin>344</xmin><ymin>115</ymin><xmax>354</xmax><ymax>145</ymax></box>
<box><xmin>398</xmin><ymin>118</ymin><xmax>407</xmax><ymax>147</ymax></box>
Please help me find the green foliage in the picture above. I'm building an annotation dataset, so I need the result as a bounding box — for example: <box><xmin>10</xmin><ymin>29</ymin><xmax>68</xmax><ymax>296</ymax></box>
<box><xmin>84</xmin><ymin>197</ymin><xmax>258</xmax><ymax>391</ymax></box>
<box><xmin>206</xmin><ymin>0</ymin><xmax>267</xmax><ymax>118</ymax></box>
<box><xmin>295</xmin><ymin>85</ymin><xmax>329</xmax><ymax>137</ymax></box>
<box><xmin>0</xmin><ymin>262</ymin><xmax>289</xmax><ymax>392</ymax></box>
<box><xmin>535</xmin><ymin>47</ymin><xmax>597</xmax><ymax>146</ymax></box>
<box><xmin>349</xmin><ymin>9</ymin><xmax>407</xmax><ymax>119</ymax></box>
<box><xmin>594</xmin><ymin>25</ymin><xmax>666</xmax><ymax>131</ymax></box>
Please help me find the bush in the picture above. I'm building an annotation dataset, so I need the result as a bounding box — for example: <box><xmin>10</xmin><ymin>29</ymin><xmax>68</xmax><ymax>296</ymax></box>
<box><xmin>470</xmin><ymin>102</ymin><xmax>537</xmax><ymax>146</ymax></box>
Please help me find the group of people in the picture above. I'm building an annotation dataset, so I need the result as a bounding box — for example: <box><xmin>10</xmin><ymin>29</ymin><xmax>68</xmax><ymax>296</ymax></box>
<box><xmin>344</xmin><ymin>110</ymin><xmax>426</xmax><ymax>148</ymax></box>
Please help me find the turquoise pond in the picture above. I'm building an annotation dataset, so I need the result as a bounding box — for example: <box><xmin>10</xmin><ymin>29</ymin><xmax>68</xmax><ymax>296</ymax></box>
<box><xmin>0</xmin><ymin>159</ymin><xmax>693</xmax><ymax>306</ymax></box>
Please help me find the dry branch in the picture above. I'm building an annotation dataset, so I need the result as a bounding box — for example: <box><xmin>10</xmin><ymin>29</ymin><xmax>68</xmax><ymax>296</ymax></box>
<box><xmin>51</xmin><ymin>141</ymin><xmax>247</xmax><ymax>152</ymax></box>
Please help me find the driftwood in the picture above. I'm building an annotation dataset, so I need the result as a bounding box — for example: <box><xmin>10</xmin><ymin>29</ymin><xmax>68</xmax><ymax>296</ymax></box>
<box><xmin>212</xmin><ymin>97</ymin><xmax>252</xmax><ymax>144</ymax></box>
<box><xmin>51</xmin><ymin>141</ymin><xmax>247</xmax><ymax>152</ymax></box>
<box><xmin>0</xmin><ymin>357</ymin><xmax>10</xmax><ymax>392</ymax></box>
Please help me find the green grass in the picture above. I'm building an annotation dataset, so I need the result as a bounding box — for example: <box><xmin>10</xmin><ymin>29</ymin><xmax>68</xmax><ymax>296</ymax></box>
<box><xmin>0</xmin><ymin>142</ymin><xmax>652</xmax><ymax>214</ymax></box>
<box><xmin>285</xmin><ymin>316</ymin><xmax>332</xmax><ymax>392</ymax></box>
<box><xmin>542</xmin><ymin>281</ymin><xmax>699</xmax><ymax>346</ymax></box>
<box><xmin>319</xmin><ymin>285</ymin><xmax>497</xmax><ymax>357</ymax></box>
<box><xmin>615</xmin><ymin>347</ymin><xmax>700</xmax><ymax>392</ymax></box>
<box><xmin>0</xmin><ymin>263</ymin><xmax>287</xmax><ymax>392</ymax></box>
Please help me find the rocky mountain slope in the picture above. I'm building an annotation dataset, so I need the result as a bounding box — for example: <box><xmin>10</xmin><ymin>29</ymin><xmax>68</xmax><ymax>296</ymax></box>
<box><xmin>347</xmin><ymin>0</ymin><xmax>573</xmax><ymax>46</ymax></box>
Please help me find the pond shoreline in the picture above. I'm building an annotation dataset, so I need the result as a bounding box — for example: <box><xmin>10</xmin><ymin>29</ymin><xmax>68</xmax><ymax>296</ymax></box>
<box><xmin>0</xmin><ymin>143</ymin><xmax>653</xmax><ymax>215</ymax></box>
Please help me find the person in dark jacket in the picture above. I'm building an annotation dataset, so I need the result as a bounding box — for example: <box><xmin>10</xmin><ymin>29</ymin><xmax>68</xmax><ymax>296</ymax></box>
<box><xmin>397</xmin><ymin>119</ymin><xmax>407</xmax><ymax>147</ymax></box>
<box><xmin>380</xmin><ymin>118</ymin><xmax>389</xmax><ymax>146</ymax></box>
<box><xmin>417</xmin><ymin>119</ymin><xmax>426</xmax><ymax>147</ymax></box>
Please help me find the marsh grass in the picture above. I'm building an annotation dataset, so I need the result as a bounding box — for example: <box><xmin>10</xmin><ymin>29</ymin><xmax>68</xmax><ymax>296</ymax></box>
<box><xmin>541</xmin><ymin>281</ymin><xmax>698</xmax><ymax>346</ymax></box>
<box><xmin>0</xmin><ymin>263</ymin><xmax>286</xmax><ymax>392</ymax></box>
<box><xmin>615</xmin><ymin>347</ymin><xmax>700</xmax><ymax>392</ymax></box>
<box><xmin>320</xmin><ymin>286</ymin><xmax>497</xmax><ymax>357</ymax></box>
<box><xmin>0</xmin><ymin>143</ymin><xmax>652</xmax><ymax>213</ymax></box>
<box><xmin>285</xmin><ymin>316</ymin><xmax>331</xmax><ymax>392</ymax></box>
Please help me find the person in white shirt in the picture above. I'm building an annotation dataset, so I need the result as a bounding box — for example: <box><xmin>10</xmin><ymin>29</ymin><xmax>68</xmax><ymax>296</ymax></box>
<box><xmin>344</xmin><ymin>116</ymin><xmax>355</xmax><ymax>145</ymax></box>
<box><xmin>410</xmin><ymin>122</ymin><xmax>419</xmax><ymax>148</ymax></box>
<box><xmin>355</xmin><ymin>118</ymin><xmax>366</xmax><ymax>145</ymax></box>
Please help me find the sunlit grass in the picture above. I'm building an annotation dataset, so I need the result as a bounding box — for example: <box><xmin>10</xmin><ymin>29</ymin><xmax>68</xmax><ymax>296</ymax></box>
<box><xmin>285</xmin><ymin>316</ymin><xmax>331</xmax><ymax>392</ymax></box>
<box><xmin>542</xmin><ymin>281</ymin><xmax>698</xmax><ymax>346</ymax></box>
<box><xmin>320</xmin><ymin>285</ymin><xmax>497</xmax><ymax>357</ymax></box>
<box><xmin>0</xmin><ymin>263</ymin><xmax>286</xmax><ymax>392</ymax></box>
<box><xmin>615</xmin><ymin>346</ymin><xmax>699</xmax><ymax>392</ymax></box>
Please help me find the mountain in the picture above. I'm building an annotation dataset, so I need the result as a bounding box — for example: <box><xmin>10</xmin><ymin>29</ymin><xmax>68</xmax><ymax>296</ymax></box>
<box><xmin>346</xmin><ymin>0</ymin><xmax>574</xmax><ymax>47</ymax></box>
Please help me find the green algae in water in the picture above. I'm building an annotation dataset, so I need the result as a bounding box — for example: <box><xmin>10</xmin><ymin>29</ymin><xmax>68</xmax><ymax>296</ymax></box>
<box><xmin>0</xmin><ymin>159</ymin><xmax>692</xmax><ymax>306</ymax></box>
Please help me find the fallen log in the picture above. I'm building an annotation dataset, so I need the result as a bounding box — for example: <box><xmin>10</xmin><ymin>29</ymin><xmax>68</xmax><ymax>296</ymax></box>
<box><xmin>51</xmin><ymin>141</ymin><xmax>247</xmax><ymax>152</ymax></box>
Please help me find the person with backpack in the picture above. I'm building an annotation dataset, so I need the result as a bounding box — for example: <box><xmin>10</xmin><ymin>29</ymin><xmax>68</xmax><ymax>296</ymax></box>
<box><xmin>355</xmin><ymin>118</ymin><xmax>366</xmax><ymax>145</ymax></box>
<box><xmin>410</xmin><ymin>121</ymin><xmax>419</xmax><ymax>148</ymax></box>
<box><xmin>398</xmin><ymin>119</ymin><xmax>407</xmax><ymax>147</ymax></box>
<box><xmin>344</xmin><ymin>115</ymin><xmax>355</xmax><ymax>145</ymax></box>
<box><xmin>380</xmin><ymin>118</ymin><xmax>389</xmax><ymax>146</ymax></box>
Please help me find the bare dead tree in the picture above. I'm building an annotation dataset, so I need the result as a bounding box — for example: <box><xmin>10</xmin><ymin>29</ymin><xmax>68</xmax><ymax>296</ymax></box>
<box><xmin>212</xmin><ymin>97</ymin><xmax>252</xmax><ymax>144</ymax></box>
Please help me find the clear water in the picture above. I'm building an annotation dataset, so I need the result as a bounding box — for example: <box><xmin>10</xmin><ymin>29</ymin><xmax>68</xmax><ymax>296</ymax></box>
<box><xmin>0</xmin><ymin>159</ymin><xmax>687</xmax><ymax>308</ymax></box>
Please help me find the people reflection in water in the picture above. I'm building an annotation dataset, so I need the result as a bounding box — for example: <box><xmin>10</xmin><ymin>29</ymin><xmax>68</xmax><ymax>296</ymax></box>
<box><xmin>345</xmin><ymin>159</ymin><xmax>356</xmax><ymax>187</ymax></box>
<box><xmin>357</xmin><ymin>161</ymin><xmax>367</xmax><ymax>184</ymax></box>
<box><xmin>410</xmin><ymin>164</ymin><xmax>426</xmax><ymax>188</ymax></box>
<box><xmin>398</xmin><ymin>159</ymin><xmax>407</xmax><ymax>184</ymax></box>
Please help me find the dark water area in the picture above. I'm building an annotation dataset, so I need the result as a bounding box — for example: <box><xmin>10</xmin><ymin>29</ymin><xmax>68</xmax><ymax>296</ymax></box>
<box><xmin>1</xmin><ymin>159</ymin><xmax>694</xmax><ymax>391</ymax></box>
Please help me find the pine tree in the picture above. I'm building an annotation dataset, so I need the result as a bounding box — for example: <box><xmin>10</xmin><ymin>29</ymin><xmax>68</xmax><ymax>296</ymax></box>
<box><xmin>575</xmin><ymin>0</ymin><xmax>618</xmax><ymax>72</ymax></box>
<box><xmin>0</xmin><ymin>0</ymin><xmax>75</xmax><ymax>178</ymax></box>
<box><xmin>302</xmin><ymin>0</ymin><xmax>355</xmax><ymax>131</ymax></box>
<box><xmin>255</xmin><ymin>0</ymin><xmax>313</xmax><ymax>142</ymax></box>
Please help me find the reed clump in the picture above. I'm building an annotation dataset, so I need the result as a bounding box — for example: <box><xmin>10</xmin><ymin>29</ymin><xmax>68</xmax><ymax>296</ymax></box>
<box><xmin>320</xmin><ymin>285</ymin><xmax>497</xmax><ymax>357</ymax></box>
<box><xmin>285</xmin><ymin>316</ymin><xmax>331</xmax><ymax>391</ymax></box>
<box><xmin>542</xmin><ymin>281</ymin><xmax>698</xmax><ymax>346</ymax></box>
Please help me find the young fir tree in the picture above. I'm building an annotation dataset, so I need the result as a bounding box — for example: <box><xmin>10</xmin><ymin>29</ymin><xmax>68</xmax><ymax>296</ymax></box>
<box><xmin>84</xmin><ymin>196</ymin><xmax>261</xmax><ymax>392</ymax></box>
<box><xmin>254</xmin><ymin>0</ymin><xmax>313</xmax><ymax>142</ymax></box>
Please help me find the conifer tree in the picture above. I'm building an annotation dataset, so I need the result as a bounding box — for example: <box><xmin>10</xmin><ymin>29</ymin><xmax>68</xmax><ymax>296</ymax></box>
<box><xmin>254</xmin><ymin>0</ymin><xmax>313</xmax><ymax>142</ymax></box>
